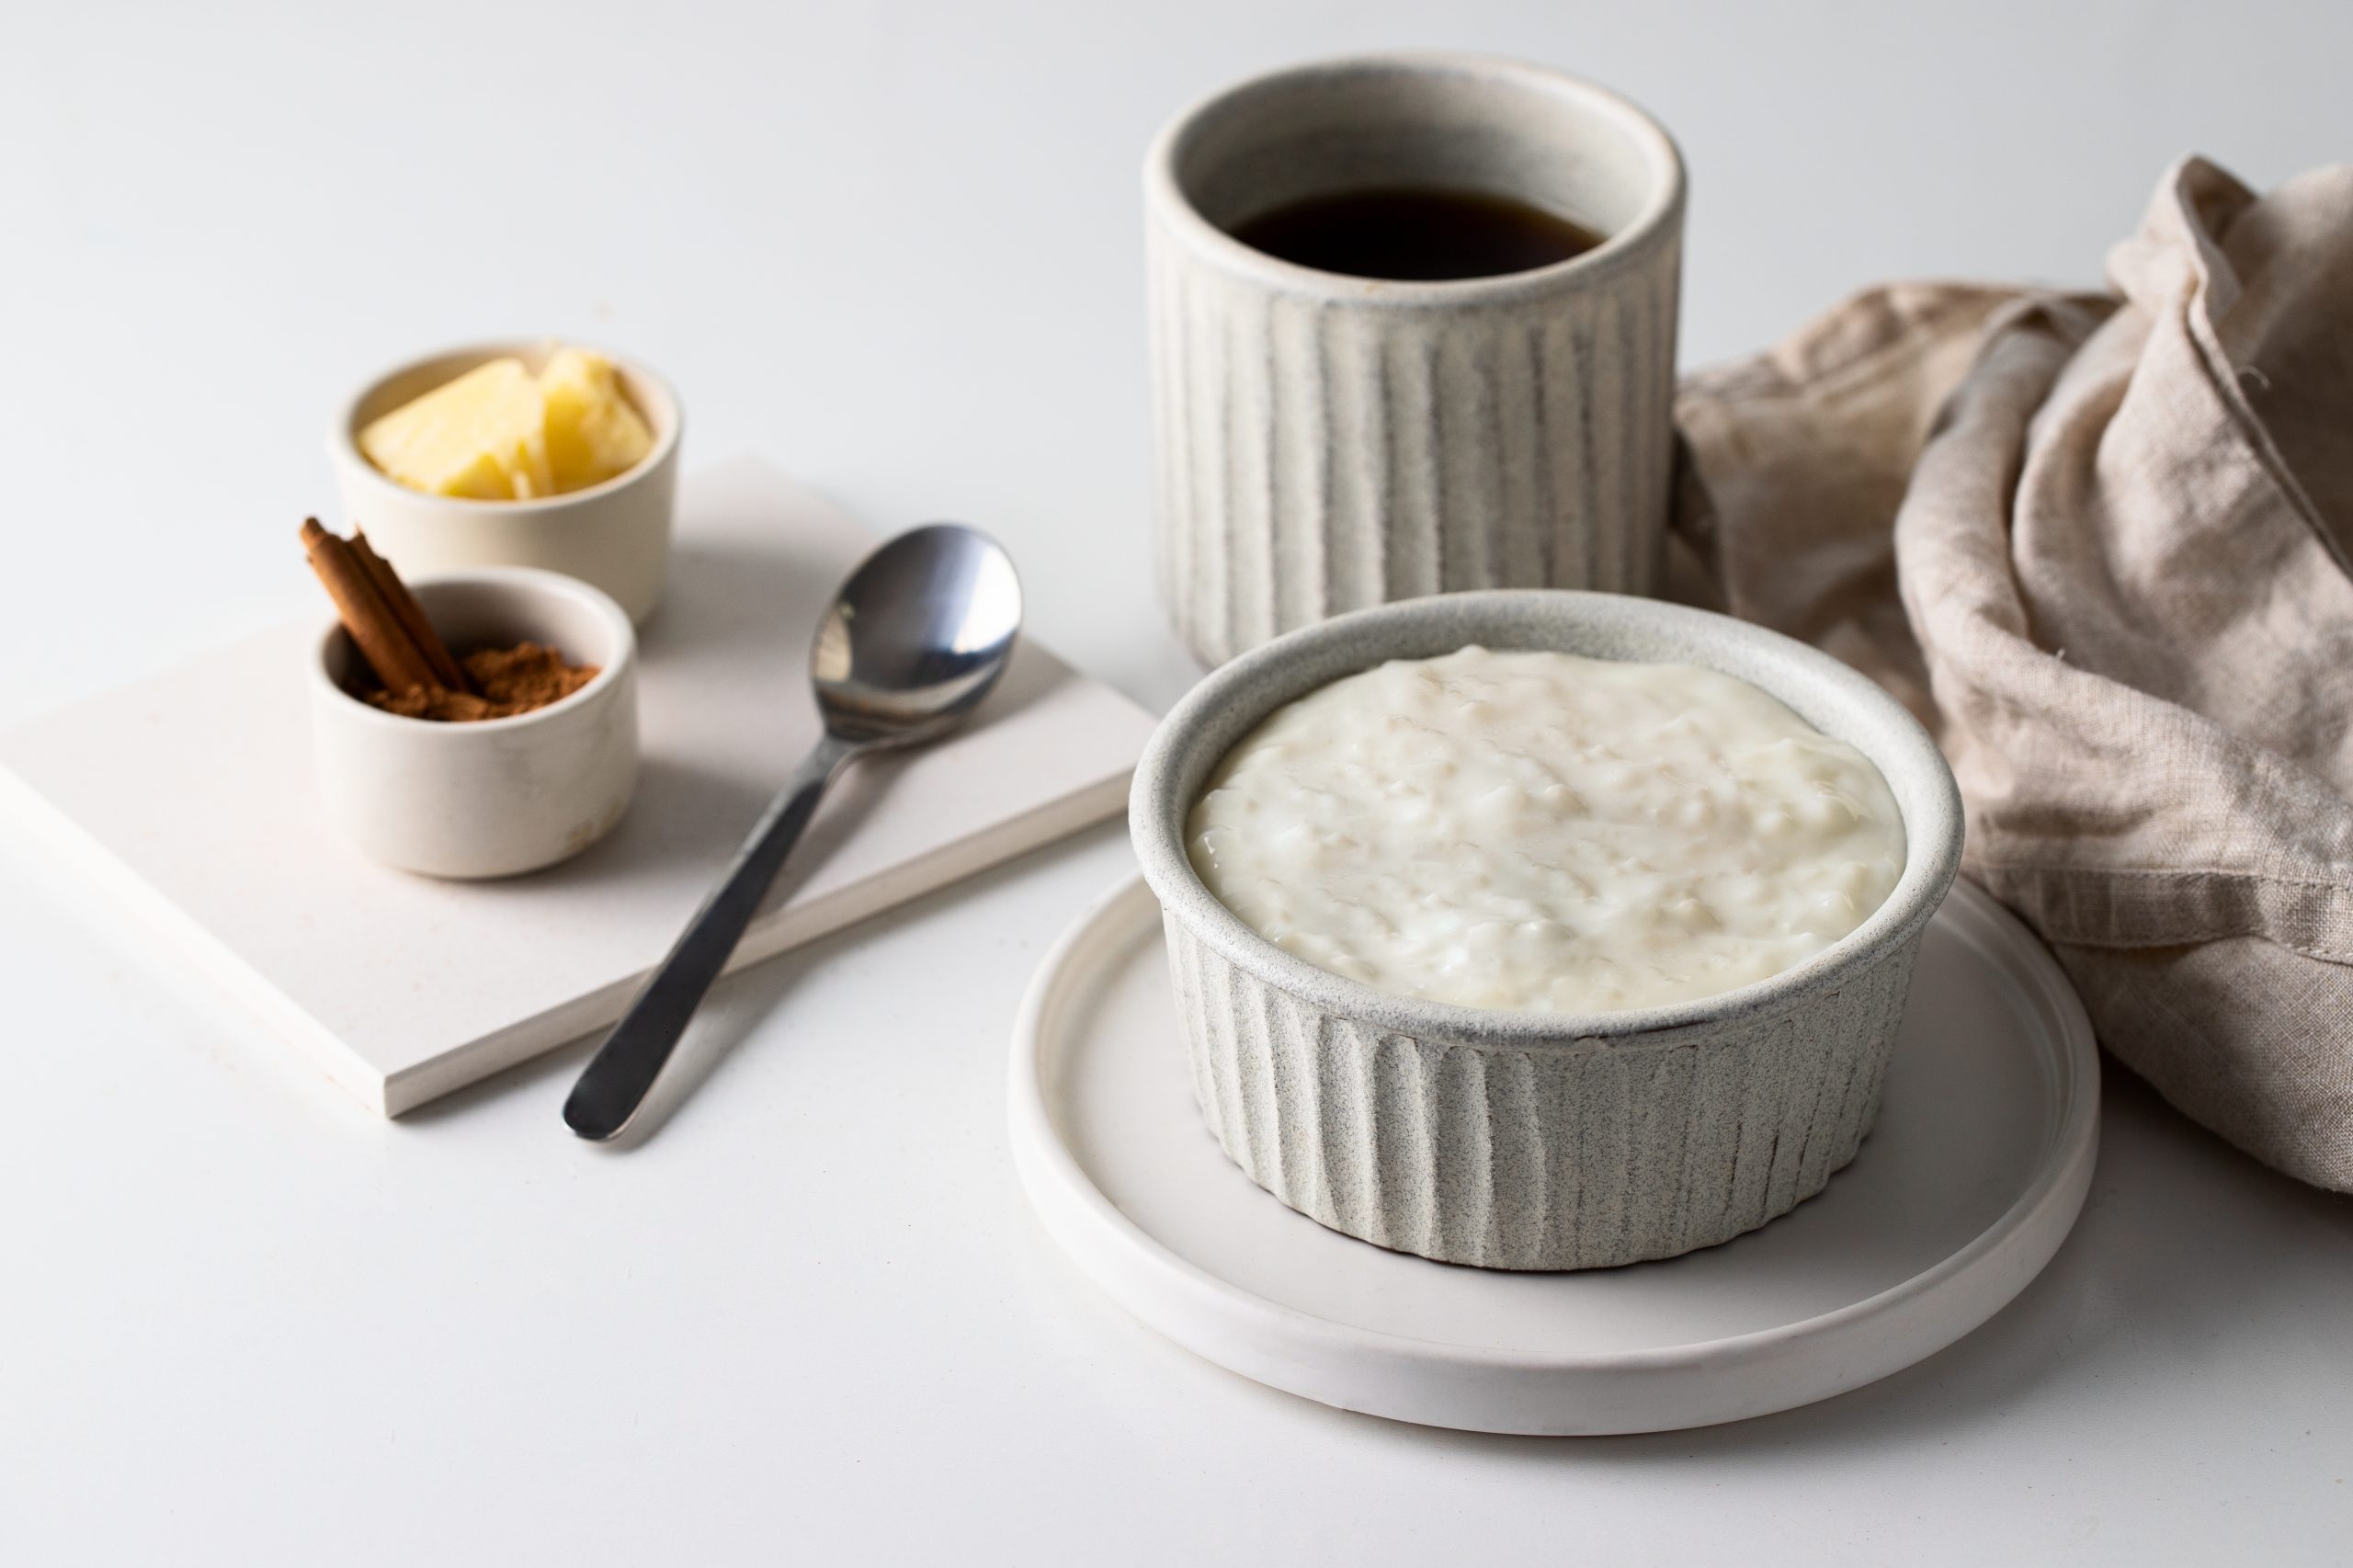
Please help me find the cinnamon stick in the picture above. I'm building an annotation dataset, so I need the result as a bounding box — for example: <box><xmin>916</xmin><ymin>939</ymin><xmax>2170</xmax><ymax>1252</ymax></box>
<box><xmin>351</xmin><ymin>529</ymin><xmax>475</xmax><ymax>694</ymax></box>
<box><xmin>301</xmin><ymin>517</ymin><xmax>441</xmax><ymax>696</ymax></box>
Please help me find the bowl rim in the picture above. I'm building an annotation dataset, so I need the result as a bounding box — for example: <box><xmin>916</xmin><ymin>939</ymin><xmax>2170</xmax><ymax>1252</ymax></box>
<box><xmin>309</xmin><ymin>564</ymin><xmax>636</xmax><ymax>734</ymax></box>
<box><xmin>1129</xmin><ymin>589</ymin><xmax>1965</xmax><ymax>1051</ymax></box>
<box><xmin>328</xmin><ymin>338</ymin><xmax>684</xmax><ymax>515</ymax></box>
<box><xmin>1144</xmin><ymin>51</ymin><xmax>1688</xmax><ymax>307</ymax></box>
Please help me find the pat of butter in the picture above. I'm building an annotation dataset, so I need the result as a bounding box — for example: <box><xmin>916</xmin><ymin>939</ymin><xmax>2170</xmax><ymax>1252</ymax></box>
<box><xmin>359</xmin><ymin>358</ymin><xmax>553</xmax><ymax>500</ymax></box>
<box><xmin>358</xmin><ymin>348</ymin><xmax>653</xmax><ymax>500</ymax></box>
<box><xmin>540</xmin><ymin>347</ymin><xmax>654</xmax><ymax>493</ymax></box>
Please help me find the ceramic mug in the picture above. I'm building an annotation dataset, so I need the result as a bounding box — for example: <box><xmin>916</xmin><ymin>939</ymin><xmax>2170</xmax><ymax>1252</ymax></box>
<box><xmin>1145</xmin><ymin>52</ymin><xmax>1687</xmax><ymax>665</ymax></box>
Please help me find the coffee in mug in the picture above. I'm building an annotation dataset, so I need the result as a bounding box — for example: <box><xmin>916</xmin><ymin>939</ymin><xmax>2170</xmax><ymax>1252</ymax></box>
<box><xmin>1229</xmin><ymin>187</ymin><xmax>1607</xmax><ymax>281</ymax></box>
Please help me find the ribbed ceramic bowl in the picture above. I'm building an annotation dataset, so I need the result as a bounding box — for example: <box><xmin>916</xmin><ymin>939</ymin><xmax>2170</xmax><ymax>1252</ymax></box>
<box><xmin>1130</xmin><ymin>590</ymin><xmax>1963</xmax><ymax>1271</ymax></box>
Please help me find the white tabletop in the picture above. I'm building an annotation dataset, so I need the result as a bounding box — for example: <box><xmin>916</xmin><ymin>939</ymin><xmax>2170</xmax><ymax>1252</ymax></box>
<box><xmin>6</xmin><ymin>3</ymin><xmax>2350</xmax><ymax>1562</ymax></box>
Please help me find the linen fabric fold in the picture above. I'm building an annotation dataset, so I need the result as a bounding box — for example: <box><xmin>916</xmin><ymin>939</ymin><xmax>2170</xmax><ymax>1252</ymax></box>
<box><xmin>1671</xmin><ymin>156</ymin><xmax>2353</xmax><ymax>1191</ymax></box>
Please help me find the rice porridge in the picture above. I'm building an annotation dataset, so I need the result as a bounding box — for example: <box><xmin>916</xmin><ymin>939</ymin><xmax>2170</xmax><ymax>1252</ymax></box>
<box><xmin>1185</xmin><ymin>646</ymin><xmax>1905</xmax><ymax>1013</ymax></box>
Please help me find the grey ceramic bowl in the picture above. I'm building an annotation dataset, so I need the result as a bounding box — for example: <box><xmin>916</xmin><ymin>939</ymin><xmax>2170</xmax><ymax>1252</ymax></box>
<box><xmin>1130</xmin><ymin>590</ymin><xmax>1963</xmax><ymax>1270</ymax></box>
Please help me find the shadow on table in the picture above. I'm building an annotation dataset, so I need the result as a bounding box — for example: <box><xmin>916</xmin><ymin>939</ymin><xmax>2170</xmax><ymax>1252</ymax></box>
<box><xmin>391</xmin><ymin>749</ymin><xmax>895</xmax><ymax>1144</ymax></box>
<box><xmin>1232</xmin><ymin>1065</ymin><xmax>2353</xmax><ymax>1460</ymax></box>
<box><xmin>391</xmin><ymin>935</ymin><xmax>821</xmax><ymax>1144</ymax></box>
<box><xmin>397</xmin><ymin>818</ymin><xmax>1125</xmax><ymax>1141</ymax></box>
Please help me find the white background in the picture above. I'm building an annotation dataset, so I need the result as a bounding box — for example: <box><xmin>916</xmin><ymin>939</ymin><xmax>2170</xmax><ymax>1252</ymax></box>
<box><xmin>6</xmin><ymin>2</ymin><xmax>2351</xmax><ymax>1562</ymax></box>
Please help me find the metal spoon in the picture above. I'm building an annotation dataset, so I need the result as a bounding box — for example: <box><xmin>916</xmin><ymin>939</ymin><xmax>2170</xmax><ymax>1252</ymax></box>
<box><xmin>563</xmin><ymin>524</ymin><xmax>1024</xmax><ymax>1142</ymax></box>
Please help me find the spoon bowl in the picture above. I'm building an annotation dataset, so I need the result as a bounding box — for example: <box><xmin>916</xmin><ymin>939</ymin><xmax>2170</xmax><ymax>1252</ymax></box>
<box><xmin>813</xmin><ymin>524</ymin><xmax>1024</xmax><ymax>745</ymax></box>
<box><xmin>564</xmin><ymin>523</ymin><xmax>1022</xmax><ymax>1142</ymax></box>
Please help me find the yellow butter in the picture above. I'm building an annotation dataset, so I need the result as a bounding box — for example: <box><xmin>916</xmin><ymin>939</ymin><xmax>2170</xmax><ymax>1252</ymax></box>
<box><xmin>359</xmin><ymin>358</ymin><xmax>553</xmax><ymax>500</ymax></box>
<box><xmin>540</xmin><ymin>348</ymin><xmax>654</xmax><ymax>493</ymax></box>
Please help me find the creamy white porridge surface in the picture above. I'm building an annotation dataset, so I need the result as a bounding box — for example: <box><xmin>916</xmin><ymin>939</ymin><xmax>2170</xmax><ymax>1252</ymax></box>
<box><xmin>1186</xmin><ymin>647</ymin><xmax>1906</xmax><ymax>1013</ymax></box>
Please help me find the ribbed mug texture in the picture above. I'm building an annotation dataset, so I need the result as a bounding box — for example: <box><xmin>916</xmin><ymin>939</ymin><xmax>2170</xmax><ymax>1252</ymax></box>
<box><xmin>1131</xmin><ymin>592</ymin><xmax>1964</xmax><ymax>1272</ymax></box>
<box><xmin>1165</xmin><ymin>910</ymin><xmax>1920</xmax><ymax>1270</ymax></box>
<box><xmin>1146</xmin><ymin>55</ymin><xmax>1687</xmax><ymax>666</ymax></box>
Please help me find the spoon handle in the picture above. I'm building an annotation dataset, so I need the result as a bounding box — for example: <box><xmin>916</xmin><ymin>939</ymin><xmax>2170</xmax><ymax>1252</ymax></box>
<box><xmin>563</xmin><ymin>733</ymin><xmax>858</xmax><ymax>1142</ymax></box>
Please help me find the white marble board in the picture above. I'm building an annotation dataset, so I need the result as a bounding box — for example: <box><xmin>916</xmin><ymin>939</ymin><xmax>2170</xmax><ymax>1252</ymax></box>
<box><xmin>0</xmin><ymin>459</ymin><xmax>1158</xmax><ymax>1115</ymax></box>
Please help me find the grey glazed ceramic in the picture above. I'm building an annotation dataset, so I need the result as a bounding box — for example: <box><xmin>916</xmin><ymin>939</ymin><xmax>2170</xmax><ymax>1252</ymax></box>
<box><xmin>1130</xmin><ymin>592</ymin><xmax>1964</xmax><ymax>1270</ymax></box>
<box><xmin>1145</xmin><ymin>54</ymin><xmax>1686</xmax><ymax>667</ymax></box>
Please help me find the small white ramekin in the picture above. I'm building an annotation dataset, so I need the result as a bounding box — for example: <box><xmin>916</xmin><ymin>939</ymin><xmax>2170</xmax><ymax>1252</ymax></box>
<box><xmin>309</xmin><ymin>567</ymin><xmax>639</xmax><ymax>880</ymax></box>
<box><xmin>1130</xmin><ymin>590</ymin><xmax>1963</xmax><ymax>1271</ymax></box>
<box><xmin>327</xmin><ymin>341</ymin><xmax>683</xmax><ymax>623</ymax></box>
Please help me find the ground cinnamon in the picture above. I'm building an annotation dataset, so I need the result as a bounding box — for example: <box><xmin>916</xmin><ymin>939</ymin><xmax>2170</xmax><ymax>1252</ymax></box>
<box><xmin>301</xmin><ymin>518</ymin><xmax>597</xmax><ymax>723</ymax></box>
<box><xmin>368</xmin><ymin>642</ymin><xmax>598</xmax><ymax>722</ymax></box>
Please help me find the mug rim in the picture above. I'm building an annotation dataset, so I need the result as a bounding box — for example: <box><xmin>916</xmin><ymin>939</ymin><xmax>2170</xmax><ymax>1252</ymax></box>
<box><xmin>1144</xmin><ymin>51</ymin><xmax>1688</xmax><ymax>305</ymax></box>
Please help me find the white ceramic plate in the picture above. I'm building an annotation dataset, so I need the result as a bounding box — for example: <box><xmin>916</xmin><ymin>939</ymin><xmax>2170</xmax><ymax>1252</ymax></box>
<box><xmin>1008</xmin><ymin>873</ymin><xmax>2098</xmax><ymax>1435</ymax></box>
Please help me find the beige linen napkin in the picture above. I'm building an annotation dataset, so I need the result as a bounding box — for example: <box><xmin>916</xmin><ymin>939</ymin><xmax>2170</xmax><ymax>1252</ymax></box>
<box><xmin>1671</xmin><ymin>156</ymin><xmax>2353</xmax><ymax>1192</ymax></box>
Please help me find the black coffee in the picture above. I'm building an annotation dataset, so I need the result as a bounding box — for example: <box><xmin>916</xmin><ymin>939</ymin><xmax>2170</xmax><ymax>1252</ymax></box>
<box><xmin>1228</xmin><ymin>187</ymin><xmax>1606</xmax><ymax>281</ymax></box>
